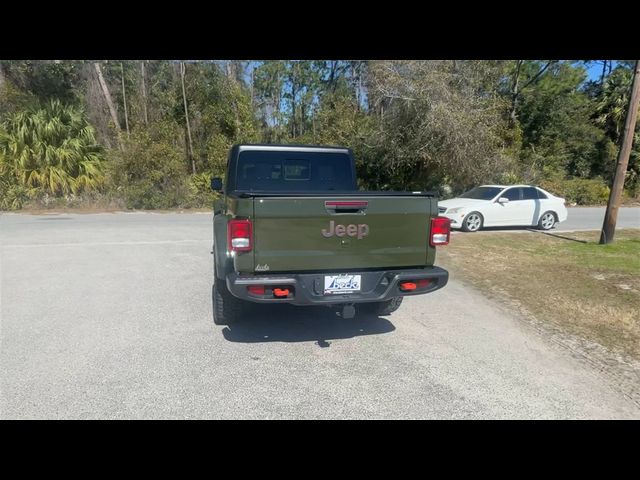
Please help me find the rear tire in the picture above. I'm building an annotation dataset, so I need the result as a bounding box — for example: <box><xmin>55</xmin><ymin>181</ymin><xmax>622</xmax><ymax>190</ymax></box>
<box><xmin>461</xmin><ymin>212</ymin><xmax>483</xmax><ymax>232</ymax></box>
<box><xmin>358</xmin><ymin>297</ymin><xmax>403</xmax><ymax>316</ymax></box>
<box><xmin>213</xmin><ymin>258</ymin><xmax>245</xmax><ymax>325</ymax></box>
<box><xmin>213</xmin><ymin>280</ymin><xmax>245</xmax><ymax>325</ymax></box>
<box><xmin>538</xmin><ymin>211</ymin><xmax>556</xmax><ymax>230</ymax></box>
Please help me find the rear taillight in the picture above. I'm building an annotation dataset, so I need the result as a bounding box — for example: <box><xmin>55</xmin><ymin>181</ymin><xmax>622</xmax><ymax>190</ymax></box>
<box><xmin>228</xmin><ymin>219</ymin><xmax>252</xmax><ymax>252</ymax></box>
<box><xmin>399</xmin><ymin>278</ymin><xmax>434</xmax><ymax>292</ymax></box>
<box><xmin>247</xmin><ymin>285</ymin><xmax>265</xmax><ymax>295</ymax></box>
<box><xmin>399</xmin><ymin>281</ymin><xmax>417</xmax><ymax>291</ymax></box>
<box><xmin>246</xmin><ymin>285</ymin><xmax>293</xmax><ymax>299</ymax></box>
<box><xmin>430</xmin><ymin>216</ymin><xmax>450</xmax><ymax>246</ymax></box>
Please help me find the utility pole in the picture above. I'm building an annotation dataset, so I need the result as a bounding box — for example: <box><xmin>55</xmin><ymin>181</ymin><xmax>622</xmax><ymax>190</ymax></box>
<box><xmin>600</xmin><ymin>60</ymin><xmax>640</xmax><ymax>245</ymax></box>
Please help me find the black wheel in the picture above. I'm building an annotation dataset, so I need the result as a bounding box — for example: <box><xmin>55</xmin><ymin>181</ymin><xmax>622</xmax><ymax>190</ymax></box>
<box><xmin>212</xmin><ymin>259</ymin><xmax>244</xmax><ymax>325</ymax></box>
<box><xmin>212</xmin><ymin>280</ymin><xmax>244</xmax><ymax>325</ymax></box>
<box><xmin>537</xmin><ymin>211</ymin><xmax>556</xmax><ymax>230</ymax></box>
<box><xmin>461</xmin><ymin>211</ymin><xmax>483</xmax><ymax>232</ymax></box>
<box><xmin>358</xmin><ymin>297</ymin><xmax>403</xmax><ymax>316</ymax></box>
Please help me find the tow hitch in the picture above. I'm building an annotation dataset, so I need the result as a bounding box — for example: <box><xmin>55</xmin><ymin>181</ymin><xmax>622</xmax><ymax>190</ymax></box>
<box><xmin>338</xmin><ymin>304</ymin><xmax>356</xmax><ymax>319</ymax></box>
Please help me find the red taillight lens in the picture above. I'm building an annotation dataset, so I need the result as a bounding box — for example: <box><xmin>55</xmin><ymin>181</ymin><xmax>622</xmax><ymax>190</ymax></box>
<box><xmin>247</xmin><ymin>285</ymin><xmax>265</xmax><ymax>295</ymax></box>
<box><xmin>399</xmin><ymin>278</ymin><xmax>433</xmax><ymax>292</ymax></box>
<box><xmin>228</xmin><ymin>219</ymin><xmax>252</xmax><ymax>252</ymax></box>
<box><xmin>430</xmin><ymin>216</ymin><xmax>450</xmax><ymax>246</ymax></box>
<box><xmin>400</xmin><ymin>281</ymin><xmax>417</xmax><ymax>291</ymax></box>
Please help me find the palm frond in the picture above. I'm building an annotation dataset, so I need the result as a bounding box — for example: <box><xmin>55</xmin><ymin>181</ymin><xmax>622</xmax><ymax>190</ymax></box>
<box><xmin>0</xmin><ymin>101</ymin><xmax>105</xmax><ymax>196</ymax></box>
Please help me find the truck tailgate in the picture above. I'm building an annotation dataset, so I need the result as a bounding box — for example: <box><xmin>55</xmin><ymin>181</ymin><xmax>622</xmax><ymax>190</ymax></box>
<box><xmin>252</xmin><ymin>195</ymin><xmax>434</xmax><ymax>272</ymax></box>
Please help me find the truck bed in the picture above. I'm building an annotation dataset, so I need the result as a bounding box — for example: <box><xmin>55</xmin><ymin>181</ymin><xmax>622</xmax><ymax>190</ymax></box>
<box><xmin>241</xmin><ymin>193</ymin><xmax>438</xmax><ymax>273</ymax></box>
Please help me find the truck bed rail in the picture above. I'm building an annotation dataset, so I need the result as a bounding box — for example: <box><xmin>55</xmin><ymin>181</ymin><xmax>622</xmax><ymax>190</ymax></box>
<box><xmin>231</xmin><ymin>190</ymin><xmax>438</xmax><ymax>198</ymax></box>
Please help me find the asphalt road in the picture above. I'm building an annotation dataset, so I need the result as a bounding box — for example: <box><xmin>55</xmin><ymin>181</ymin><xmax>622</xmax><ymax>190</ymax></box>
<box><xmin>557</xmin><ymin>207</ymin><xmax>639</xmax><ymax>232</ymax></box>
<box><xmin>1</xmin><ymin>212</ymin><xmax>638</xmax><ymax>419</ymax></box>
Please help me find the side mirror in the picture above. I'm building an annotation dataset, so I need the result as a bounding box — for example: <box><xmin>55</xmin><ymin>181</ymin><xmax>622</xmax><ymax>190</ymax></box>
<box><xmin>497</xmin><ymin>197</ymin><xmax>509</xmax><ymax>204</ymax></box>
<box><xmin>210</xmin><ymin>177</ymin><xmax>223</xmax><ymax>192</ymax></box>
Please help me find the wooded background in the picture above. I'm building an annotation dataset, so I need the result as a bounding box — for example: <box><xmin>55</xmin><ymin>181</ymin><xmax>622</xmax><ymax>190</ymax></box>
<box><xmin>0</xmin><ymin>60</ymin><xmax>637</xmax><ymax>210</ymax></box>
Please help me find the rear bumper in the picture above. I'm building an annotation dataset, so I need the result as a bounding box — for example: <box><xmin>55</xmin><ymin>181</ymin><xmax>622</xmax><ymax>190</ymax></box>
<box><xmin>556</xmin><ymin>206</ymin><xmax>568</xmax><ymax>223</ymax></box>
<box><xmin>226</xmin><ymin>266</ymin><xmax>449</xmax><ymax>306</ymax></box>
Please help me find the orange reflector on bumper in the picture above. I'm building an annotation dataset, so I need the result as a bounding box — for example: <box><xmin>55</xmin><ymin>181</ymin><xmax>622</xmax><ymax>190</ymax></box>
<box><xmin>273</xmin><ymin>288</ymin><xmax>290</xmax><ymax>297</ymax></box>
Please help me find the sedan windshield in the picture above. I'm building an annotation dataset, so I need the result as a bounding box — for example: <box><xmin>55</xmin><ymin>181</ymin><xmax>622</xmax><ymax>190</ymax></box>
<box><xmin>458</xmin><ymin>186</ymin><xmax>503</xmax><ymax>200</ymax></box>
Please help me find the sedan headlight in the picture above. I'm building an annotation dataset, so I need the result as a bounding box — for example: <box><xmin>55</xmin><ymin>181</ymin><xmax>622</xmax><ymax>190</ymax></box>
<box><xmin>447</xmin><ymin>207</ymin><xmax>465</xmax><ymax>214</ymax></box>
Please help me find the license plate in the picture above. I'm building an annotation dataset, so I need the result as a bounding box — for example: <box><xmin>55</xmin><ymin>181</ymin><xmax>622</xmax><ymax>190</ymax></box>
<box><xmin>324</xmin><ymin>274</ymin><xmax>361</xmax><ymax>295</ymax></box>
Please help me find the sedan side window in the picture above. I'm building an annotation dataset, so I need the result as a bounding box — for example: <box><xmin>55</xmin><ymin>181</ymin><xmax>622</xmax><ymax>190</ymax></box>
<box><xmin>502</xmin><ymin>188</ymin><xmax>521</xmax><ymax>201</ymax></box>
<box><xmin>522</xmin><ymin>187</ymin><xmax>539</xmax><ymax>200</ymax></box>
<box><xmin>535</xmin><ymin>188</ymin><xmax>548</xmax><ymax>199</ymax></box>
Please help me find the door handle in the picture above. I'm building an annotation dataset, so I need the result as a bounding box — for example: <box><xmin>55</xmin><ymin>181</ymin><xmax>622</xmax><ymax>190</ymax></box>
<box><xmin>324</xmin><ymin>200</ymin><xmax>368</xmax><ymax>214</ymax></box>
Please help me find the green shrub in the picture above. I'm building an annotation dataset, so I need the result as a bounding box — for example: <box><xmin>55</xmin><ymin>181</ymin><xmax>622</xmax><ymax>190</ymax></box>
<box><xmin>499</xmin><ymin>171</ymin><xmax>524</xmax><ymax>185</ymax></box>
<box><xmin>0</xmin><ymin>180</ymin><xmax>31</xmax><ymax>210</ymax></box>
<box><xmin>539</xmin><ymin>178</ymin><xmax>610</xmax><ymax>205</ymax></box>
<box><xmin>0</xmin><ymin>100</ymin><xmax>104</xmax><ymax>197</ymax></box>
<box><xmin>108</xmin><ymin>123</ymin><xmax>191</xmax><ymax>209</ymax></box>
<box><xmin>185</xmin><ymin>172</ymin><xmax>217</xmax><ymax>208</ymax></box>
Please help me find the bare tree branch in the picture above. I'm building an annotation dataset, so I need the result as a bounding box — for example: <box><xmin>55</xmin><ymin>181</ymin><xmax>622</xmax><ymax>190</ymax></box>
<box><xmin>520</xmin><ymin>60</ymin><xmax>557</xmax><ymax>91</ymax></box>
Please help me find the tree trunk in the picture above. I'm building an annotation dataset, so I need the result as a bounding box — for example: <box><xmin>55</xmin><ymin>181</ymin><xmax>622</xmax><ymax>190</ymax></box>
<box><xmin>94</xmin><ymin>62</ymin><xmax>123</xmax><ymax>150</ymax></box>
<box><xmin>312</xmin><ymin>112</ymin><xmax>316</xmax><ymax>138</ymax></box>
<box><xmin>180</xmin><ymin>62</ymin><xmax>196</xmax><ymax>175</ymax></box>
<box><xmin>274</xmin><ymin>88</ymin><xmax>281</xmax><ymax>128</ymax></box>
<box><xmin>510</xmin><ymin>60</ymin><xmax>523</xmax><ymax>126</ymax></box>
<box><xmin>356</xmin><ymin>62</ymin><xmax>362</xmax><ymax>112</ymax></box>
<box><xmin>291</xmin><ymin>80</ymin><xmax>297</xmax><ymax>138</ymax></box>
<box><xmin>0</xmin><ymin>61</ymin><xmax>5</xmax><ymax>89</ymax></box>
<box><xmin>329</xmin><ymin>61</ymin><xmax>337</xmax><ymax>91</ymax></box>
<box><xmin>510</xmin><ymin>60</ymin><xmax>556</xmax><ymax>127</ymax></box>
<box><xmin>250</xmin><ymin>65</ymin><xmax>255</xmax><ymax>107</ymax></box>
<box><xmin>140</xmin><ymin>60</ymin><xmax>148</xmax><ymax>125</ymax></box>
<box><xmin>120</xmin><ymin>62</ymin><xmax>130</xmax><ymax>136</ymax></box>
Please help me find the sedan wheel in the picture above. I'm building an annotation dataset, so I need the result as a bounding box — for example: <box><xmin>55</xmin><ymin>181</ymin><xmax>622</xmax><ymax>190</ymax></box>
<box><xmin>538</xmin><ymin>211</ymin><xmax>556</xmax><ymax>230</ymax></box>
<box><xmin>462</xmin><ymin>212</ymin><xmax>483</xmax><ymax>232</ymax></box>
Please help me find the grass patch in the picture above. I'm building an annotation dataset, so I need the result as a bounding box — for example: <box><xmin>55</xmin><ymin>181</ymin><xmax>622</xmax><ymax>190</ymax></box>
<box><xmin>437</xmin><ymin>229</ymin><xmax>640</xmax><ymax>360</ymax></box>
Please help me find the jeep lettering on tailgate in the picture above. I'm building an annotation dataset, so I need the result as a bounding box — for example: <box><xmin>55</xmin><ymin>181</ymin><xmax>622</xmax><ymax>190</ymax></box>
<box><xmin>321</xmin><ymin>220</ymin><xmax>369</xmax><ymax>239</ymax></box>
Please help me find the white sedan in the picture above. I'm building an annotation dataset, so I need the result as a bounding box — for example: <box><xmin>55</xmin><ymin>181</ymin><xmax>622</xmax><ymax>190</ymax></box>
<box><xmin>438</xmin><ymin>185</ymin><xmax>568</xmax><ymax>232</ymax></box>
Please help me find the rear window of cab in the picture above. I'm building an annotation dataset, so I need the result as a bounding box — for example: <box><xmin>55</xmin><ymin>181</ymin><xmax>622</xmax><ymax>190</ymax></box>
<box><xmin>235</xmin><ymin>150</ymin><xmax>355</xmax><ymax>192</ymax></box>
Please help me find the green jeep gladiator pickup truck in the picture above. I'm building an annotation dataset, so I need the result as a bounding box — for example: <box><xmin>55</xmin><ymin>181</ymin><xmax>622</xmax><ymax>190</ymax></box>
<box><xmin>210</xmin><ymin>144</ymin><xmax>450</xmax><ymax>324</ymax></box>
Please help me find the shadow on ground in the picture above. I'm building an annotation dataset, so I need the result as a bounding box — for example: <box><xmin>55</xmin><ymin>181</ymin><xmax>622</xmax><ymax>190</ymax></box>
<box><xmin>219</xmin><ymin>303</ymin><xmax>395</xmax><ymax>345</ymax></box>
<box><xmin>480</xmin><ymin>226</ymin><xmax>537</xmax><ymax>232</ymax></box>
<box><xmin>454</xmin><ymin>226</ymin><xmax>547</xmax><ymax>233</ymax></box>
